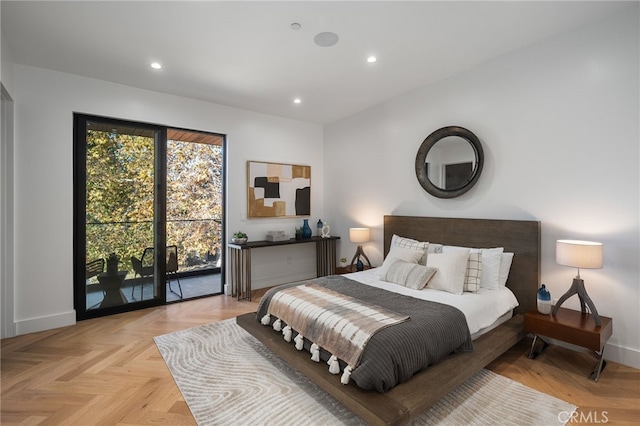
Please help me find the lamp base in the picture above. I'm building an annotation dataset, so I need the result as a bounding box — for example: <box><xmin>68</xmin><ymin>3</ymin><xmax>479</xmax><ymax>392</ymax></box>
<box><xmin>551</xmin><ymin>277</ymin><xmax>601</xmax><ymax>326</ymax></box>
<box><xmin>349</xmin><ymin>245</ymin><xmax>371</xmax><ymax>271</ymax></box>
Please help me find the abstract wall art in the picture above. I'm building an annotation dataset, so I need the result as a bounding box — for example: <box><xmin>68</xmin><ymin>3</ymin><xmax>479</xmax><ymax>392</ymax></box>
<box><xmin>247</xmin><ymin>161</ymin><xmax>311</xmax><ymax>218</ymax></box>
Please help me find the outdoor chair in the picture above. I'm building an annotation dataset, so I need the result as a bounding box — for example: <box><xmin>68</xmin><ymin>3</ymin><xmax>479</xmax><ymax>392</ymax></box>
<box><xmin>86</xmin><ymin>258</ymin><xmax>105</xmax><ymax>281</ymax></box>
<box><xmin>131</xmin><ymin>247</ymin><xmax>154</xmax><ymax>299</ymax></box>
<box><xmin>85</xmin><ymin>258</ymin><xmax>106</xmax><ymax>306</ymax></box>
<box><xmin>167</xmin><ymin>245</ymin><xmax>183</xmax><ymax>299</ymax></box>
<box><xmin>131</xmin><ymin>246</ymin><xmax>183</xmax><ymax>300</ymax></box>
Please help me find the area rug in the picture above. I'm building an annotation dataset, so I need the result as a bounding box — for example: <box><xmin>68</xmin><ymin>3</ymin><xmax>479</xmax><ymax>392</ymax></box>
<box><xmin>154</xmin><ymin>318</ymin><xmax>577</xmax><ymax>426</ymax></box>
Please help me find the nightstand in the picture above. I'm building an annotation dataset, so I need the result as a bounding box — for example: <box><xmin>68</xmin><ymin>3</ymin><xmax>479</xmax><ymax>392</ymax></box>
<box><xmin>524</xmin><ymin>307</ymin><xmax>612</xmax><ymax>381</ymax></box>
<box><xmin>335</xmin><ymin>265</ymin><xmax>371</xmax><ymax>274</ymax></box>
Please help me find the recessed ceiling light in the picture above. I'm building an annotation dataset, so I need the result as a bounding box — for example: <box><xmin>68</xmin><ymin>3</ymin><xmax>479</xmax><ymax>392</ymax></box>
<box><xmin>293</xmin><ymin>98</ymin><xmax>302</xmax><ymax>104</ymax></box>
<box><xmin>290</xmin><ymin>22</ymin><xmax>302</xmax><ymax>31</ymax></box>
<box><xmin>314</xmin><ymin>32</ymin><xmax>339</xmax><ymax>47</ymax></box>
<box><xmin>367</xmin><ymin>56</ymin><xmax>377</xmax><ymax>63</ymax></box>
<box><xmin>150</xmin><ymin>62</ymin><xmax>162</xmax><ymax>69</ymax></box>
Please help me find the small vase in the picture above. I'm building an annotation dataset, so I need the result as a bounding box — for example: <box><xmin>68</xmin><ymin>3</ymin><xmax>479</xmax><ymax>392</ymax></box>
<box><xmin>356</xmin><ymin>259</ymin><xmax>364</xmax><ymax>271</ymax></box>
<box><xmin>317</xmin><ymin>219</ymin><xmax>323</xmax><ymax>237</ymax></box>
<box><xmin>537</xmin><ymin>284</ymin><xmax>551</xmax><ymax>314</ymax></box>
<box><xmin>301</xmin><ymin>219</ymin><xmax>312</xmax><ymax>238</ymax></box>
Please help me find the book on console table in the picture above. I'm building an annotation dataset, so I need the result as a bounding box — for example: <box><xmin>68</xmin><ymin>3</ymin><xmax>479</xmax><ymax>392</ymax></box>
<box><xmin>266</xmin><ymin>231</ymin><xmax>289</xmax><ymax>242</ymax></box>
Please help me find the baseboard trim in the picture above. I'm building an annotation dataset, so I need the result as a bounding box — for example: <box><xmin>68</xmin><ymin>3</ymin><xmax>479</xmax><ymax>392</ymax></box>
<box><xmin>15</xmin><ymin>310</ymin><xmax>76</xmax><ymax>336</ymax></box>
<box><xmin>604</xmin><ymin>343</ymin><xmax>640</xmax><ymax>369</ymax></box>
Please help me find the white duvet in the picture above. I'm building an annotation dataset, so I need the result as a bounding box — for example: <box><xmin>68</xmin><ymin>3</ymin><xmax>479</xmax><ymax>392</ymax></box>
<box><xmin>342</xmin><ymin>268</ymin><xmax>519</xmax><ymax>336</ymax></box>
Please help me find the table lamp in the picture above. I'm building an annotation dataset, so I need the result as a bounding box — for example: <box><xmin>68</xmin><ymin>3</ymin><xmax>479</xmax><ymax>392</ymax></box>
<box><xmin>349</xmin><ymin>228</ymin><xmax>371</xmax><ymax>271</ymax></box>
<box><xmin>552</xmin><ymin>239</ymin><xmax>604</xmax><ymax>326</ymax></box>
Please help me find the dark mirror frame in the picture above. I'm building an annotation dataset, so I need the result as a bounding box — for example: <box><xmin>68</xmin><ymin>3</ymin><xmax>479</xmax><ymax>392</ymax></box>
<box><xmin>415</xmin><ymin>126</ymin><xmax>484</xmax><ymax>199</ymax></box>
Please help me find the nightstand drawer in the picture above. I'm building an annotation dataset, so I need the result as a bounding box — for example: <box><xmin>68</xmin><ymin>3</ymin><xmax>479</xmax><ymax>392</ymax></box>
<box><xmin>524</xmin><ymin>308</ymin><xmax>612</xmax><ymax>352</ymax></box>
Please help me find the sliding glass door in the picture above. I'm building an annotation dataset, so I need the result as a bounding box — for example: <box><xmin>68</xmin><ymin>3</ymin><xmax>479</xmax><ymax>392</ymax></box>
<box><xmin>75</xmin><ymin>115</ymin><xmax>166</xmax><ymax>319</ymax></box>
<box><xmin>166</xmin><ymin>130</ymin><xmax>224</xmax><ymax>300</ymax></box>
<box><xmin>74</xmin><ymin>115</ymin><xmax>225</xmax><ymax>320</ymax></box>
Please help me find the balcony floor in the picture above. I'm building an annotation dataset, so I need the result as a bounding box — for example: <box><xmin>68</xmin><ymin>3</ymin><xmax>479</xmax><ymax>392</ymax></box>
<box><xmin>87</xmin><ymin>272</ymin><xmax>222</xmax><ymax>310</ymax></box>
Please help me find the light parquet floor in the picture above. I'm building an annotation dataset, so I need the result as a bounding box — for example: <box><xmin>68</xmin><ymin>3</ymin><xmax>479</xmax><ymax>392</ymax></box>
<box><xmin>2</xmin><ymin>292</ymin><xmax>639</xmax><ymax>425</ymax></box>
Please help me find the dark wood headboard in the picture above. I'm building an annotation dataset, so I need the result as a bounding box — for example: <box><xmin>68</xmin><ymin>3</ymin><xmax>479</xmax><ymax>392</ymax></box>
<box><xmin>384</xmin><ymin>216</ymin><xmax>541</xmax><ymax>315</ymax></box>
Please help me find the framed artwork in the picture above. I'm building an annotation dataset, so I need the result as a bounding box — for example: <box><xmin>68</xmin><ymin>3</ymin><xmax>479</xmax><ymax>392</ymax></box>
<box><xmin>247</xmin><ymin>161</ymin><xmax>311</xmax><ymax>218</ymax></box>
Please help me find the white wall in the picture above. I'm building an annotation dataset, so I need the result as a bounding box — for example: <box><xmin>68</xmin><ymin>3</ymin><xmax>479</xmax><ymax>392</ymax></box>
<box><xmin>1</xmin><ymin>30</ymin><xmax>16</xmax><ymax>95</ymax></box>
<box><xmin>325</xmin><ymin>9</ymin><xmax>639</xmax><ymax>368</ymax></box>
<box><xmin>1</xmin><ymin>28</ymin><xmax>17</xmax><ymax>338</ymax></box>
<box><xmin>11</xmin><ymin>65</ymin><xmax>323</xmax><ymax>334</ymax></box>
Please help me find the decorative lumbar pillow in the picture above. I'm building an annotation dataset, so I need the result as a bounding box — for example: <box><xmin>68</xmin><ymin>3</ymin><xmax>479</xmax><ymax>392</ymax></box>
<box><xmin>382</xmin><ymin>259</ymin><xmax>437</xmax><ymax>290</ymax></box>
<box><xmin>442</xmin><ymin>246</ymin><xmax>504</xmax><ymax>290</ymax></box>
<box><xmin>498</xmin><ymin>252</ymin><xmax>514</xmax><ymax>287</ymax></box>
<box><xmin>464</xmin><ymin>251</ymin><xmax>482</xmax><ymax>292</ymax></box>
<box><xmin>426</xmin><ymin>250</ymin><xmax>470</xmax><ymax>295</ymax></box>
<box><xmin>377</xmin><ymin>245</ymin><xmax>425</xmax><ymax>277</ymax></box>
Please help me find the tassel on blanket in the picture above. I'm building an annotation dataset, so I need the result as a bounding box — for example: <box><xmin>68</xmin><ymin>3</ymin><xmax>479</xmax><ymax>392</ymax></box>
<box><xmin>327</xmin><ymin>355</ymin><xmax>340</xmax><ymax>375</ymax></box>
<box><xmin>294</xmin><ymin>334</ymin><xmax>304</xmax><ymax>351</ymax></box>
<box><xmin>282</xmin><ymin>325</ymin><xmax>292</xmax><ymax>342</ymax></box>
<box><xmin>260</xmin><ymin>314</ymin><xmax>271</xmax><ymax>326</ymax></box>
<box><xmin>310</xmin><ymin>343</ymin><xmax>320</xmax><ymax>362</ymax></box>
<box><xmin>341</xmin><ymin>365</ymin><xmax>353</xmax><ymax>385</ymax></box>
<box><xmin>272</xmin><ymin>318</ymin><xmax>282</xmax><ymax>332</ymax></box>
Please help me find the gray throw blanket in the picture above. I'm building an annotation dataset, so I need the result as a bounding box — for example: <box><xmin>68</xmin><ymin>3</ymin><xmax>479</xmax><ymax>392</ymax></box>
<box><xmin>266</xmin><ymin>283</ymin><xmax>410</xmax><ymax>368</ymax></box>
<box><xmin>257</xmin><ymin>275</ymin><xmax>473</xmax><ymax>393</ymax></box>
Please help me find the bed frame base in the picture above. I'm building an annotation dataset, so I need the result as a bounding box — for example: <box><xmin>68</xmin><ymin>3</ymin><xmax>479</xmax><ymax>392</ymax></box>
<box><xmin>237</xmin><ymin>312</ymin><xmax>526</xmax><ymax>426</ymax></box>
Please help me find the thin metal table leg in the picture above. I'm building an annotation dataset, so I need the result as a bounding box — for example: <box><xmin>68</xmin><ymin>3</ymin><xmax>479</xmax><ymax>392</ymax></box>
<box><xmin>245</xmin><ymin>248</ymin><xmax>252</xmax><ymax>301</ymax></box>
<box><xmin>528</xmin><ymin>335</ymin><xmax>549</xmax><ymax>359</ymax></box>
<box><xmin>590</xmin><ymin>347</ymin><xmax>607</xmax><ymax>382</ymax></box>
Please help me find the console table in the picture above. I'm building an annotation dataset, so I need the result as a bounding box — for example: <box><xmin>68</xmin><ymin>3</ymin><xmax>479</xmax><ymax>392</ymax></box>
<box><xmin>228</xmin><ymin>236</ymin><xmax>340</xmax><ymax>301</ymax></box>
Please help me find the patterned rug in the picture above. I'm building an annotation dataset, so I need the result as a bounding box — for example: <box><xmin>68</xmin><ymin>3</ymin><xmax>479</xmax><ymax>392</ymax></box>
<box><xmin>154</xmin><ymin>318</ymin><xmax>577</xmax><ymax>426</ymax></box>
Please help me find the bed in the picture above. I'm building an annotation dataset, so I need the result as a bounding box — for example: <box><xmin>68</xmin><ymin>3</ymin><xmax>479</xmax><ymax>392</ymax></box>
<box><xmin>237</xmin><ymin>215</ymin><xmax>540</xmax><ymax>425</ymax></box>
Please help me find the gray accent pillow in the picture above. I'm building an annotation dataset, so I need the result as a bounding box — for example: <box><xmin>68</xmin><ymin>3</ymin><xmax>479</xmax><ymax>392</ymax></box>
<box><xmin>382</xmin><ymin>260</ymin><xmax>437</xmax><ymax>290</ymax></box>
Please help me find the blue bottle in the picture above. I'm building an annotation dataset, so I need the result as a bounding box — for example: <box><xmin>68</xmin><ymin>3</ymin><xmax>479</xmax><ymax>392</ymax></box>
<box><xmin>302</xmin><ymin>219</ymin><xmax>312</xmax><ymax>238</ymax></box>
<box><xmin>537</xmin><ymin>284</ymin><xmax>551</xmax><ymax>314</ymax></box>
<box><xmin>317</xmin><ymin>219</ymin><xmax>323</xmax><ymax>237</ymax></box>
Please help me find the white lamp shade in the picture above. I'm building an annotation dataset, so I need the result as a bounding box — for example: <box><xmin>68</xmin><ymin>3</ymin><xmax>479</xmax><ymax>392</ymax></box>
<box><xmin>349</xmin><ymin>228</ymin><xmax>370</xmax><ymax>244</ymax></box>
<box><xmin>556</xmin><ymin>240</ymin><xmax>603</xmax><ymax>269</ymax></box>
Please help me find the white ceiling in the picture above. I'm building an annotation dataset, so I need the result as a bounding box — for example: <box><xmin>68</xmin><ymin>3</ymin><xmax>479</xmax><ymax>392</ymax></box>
<box><xmin>1</xmin><ymin>1</ymin><xmax>633</xmax><ymax>124</ymax></box>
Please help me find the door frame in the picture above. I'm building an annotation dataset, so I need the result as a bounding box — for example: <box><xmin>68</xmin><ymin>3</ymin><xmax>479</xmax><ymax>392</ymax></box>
<box><xmin>73</xmin><ymin>113</ymin><xmax>226</xmax><ymax>320</ymax></box>
<box><xmin>74</xmin><ymin>114</ymin><xmax>166</xmax><ymax>319</ymax></box>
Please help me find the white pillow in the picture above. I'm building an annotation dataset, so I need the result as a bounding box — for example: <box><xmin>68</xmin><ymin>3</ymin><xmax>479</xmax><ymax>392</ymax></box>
<box><xmin>382</xmin><ymin>260</ymin><xmax>437</xmax><ymax>290</ymax></box>
<box><xmin>442</xmin><ymin>246</ymin><xmax>504</xmax><ymax>290</ymax></box>
<box><xmin>391</xmin><ymin>234</ymin><xmax>429</xmax><ymax>251</ymax></box>
<box><xmin>377</xmin><ymin>245</ymin><xmax>425</xmax><ymax>277</ymax></box>
<box><xmin>420</xmin><ymin>243</ymin><xmax>443</xmax><ymax>265</ymax></box>
<box><xmin>425</xmin><ymin>250</ymin><xmax>470</xmax><ymax>295</ymax></box>
<box><xmin>499</xmin><ymin>252</ymin><xmax>514</xmax><ymax>287</ymax></box>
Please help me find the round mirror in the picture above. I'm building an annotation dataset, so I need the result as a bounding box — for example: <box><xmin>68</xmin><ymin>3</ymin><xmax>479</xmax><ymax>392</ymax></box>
<box><xmin>415</xmin><ymin>126</ymin><xmax>484</xmax><ymax>198</ymax></box>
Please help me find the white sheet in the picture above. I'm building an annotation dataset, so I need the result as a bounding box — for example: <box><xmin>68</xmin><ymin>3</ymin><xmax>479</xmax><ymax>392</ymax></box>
<box><xmin>342</xmin><ymin>268</ymin><xmax>519</xmax><ymax>336</ymax></box>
